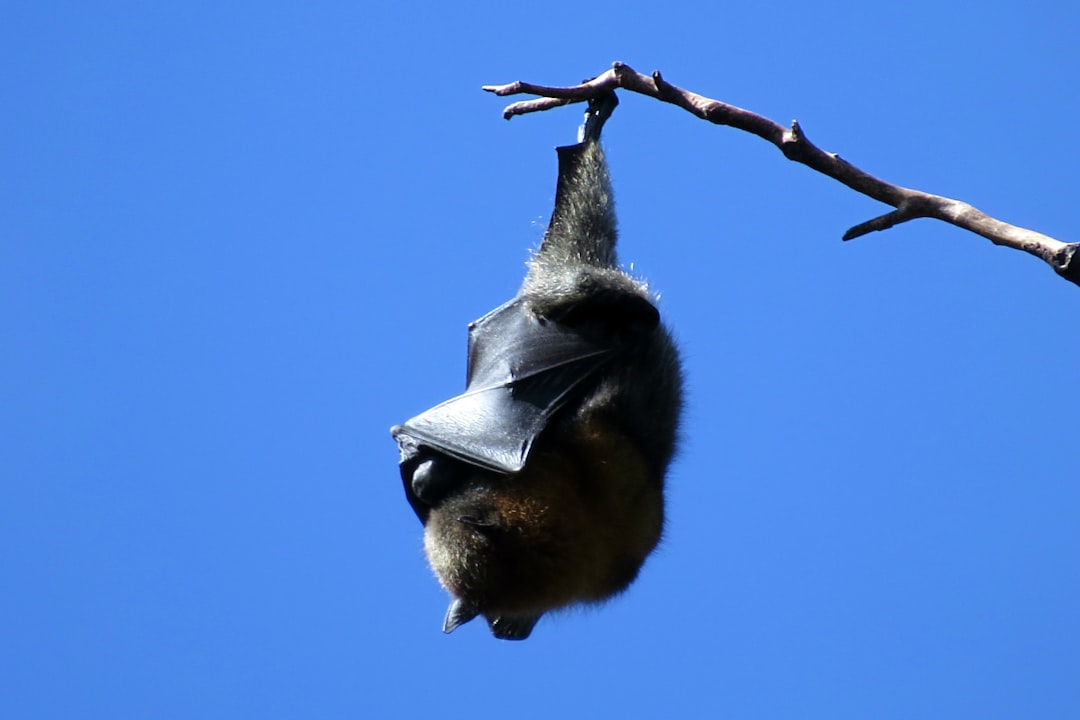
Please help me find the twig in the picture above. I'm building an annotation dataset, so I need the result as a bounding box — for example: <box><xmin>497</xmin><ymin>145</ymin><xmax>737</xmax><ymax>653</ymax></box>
<box><xmin>483</xmin><ymin>62</ymin><xmax>1079</xmax><ymax>287</ymax></box>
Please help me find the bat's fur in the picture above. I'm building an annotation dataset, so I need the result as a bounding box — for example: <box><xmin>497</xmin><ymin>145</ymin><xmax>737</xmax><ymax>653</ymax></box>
<box><xmin>405</xmin><ymin>95</ymin><xmax>683</xmax><ymax>639</ymax></box>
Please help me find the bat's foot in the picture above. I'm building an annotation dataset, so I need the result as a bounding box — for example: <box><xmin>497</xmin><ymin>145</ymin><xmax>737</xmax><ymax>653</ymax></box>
<box><xmin>578</xmin><ymin>91</ymin><xmax>618</xmax><ymax>144</ymax></box>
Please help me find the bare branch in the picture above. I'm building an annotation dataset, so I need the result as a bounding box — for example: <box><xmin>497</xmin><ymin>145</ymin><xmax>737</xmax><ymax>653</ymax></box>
<box><xmin>484</xmin><ymin>62</ymin><xmax>1079</xmax><ymax>287</ymax></box>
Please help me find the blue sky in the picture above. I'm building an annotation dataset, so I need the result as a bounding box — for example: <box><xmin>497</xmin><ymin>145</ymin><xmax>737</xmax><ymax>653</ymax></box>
<box><xmin>4</xmin><ymin>2</ymin><xmax>1079</xmax><ymax>718</ymax></box>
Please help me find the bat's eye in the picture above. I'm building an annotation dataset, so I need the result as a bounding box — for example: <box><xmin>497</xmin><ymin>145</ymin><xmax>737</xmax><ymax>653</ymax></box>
<box><xmin>410</xmin><ymin>455</ymin><xmax>466</xmax><ymax>506</ymax></box>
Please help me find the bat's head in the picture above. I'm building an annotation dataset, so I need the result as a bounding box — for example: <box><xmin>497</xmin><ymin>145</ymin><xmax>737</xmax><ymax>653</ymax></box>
<box><xmin>416</xmin><ymin>411</ymin><xmax>664</xmax><ymax>640</ymax></box>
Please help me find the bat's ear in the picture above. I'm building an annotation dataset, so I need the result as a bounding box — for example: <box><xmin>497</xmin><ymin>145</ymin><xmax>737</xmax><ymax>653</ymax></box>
<box><xmin>487</xmin><ymin>613</ymin><xmax>540</xmax><ymax>641</ymax></box>
<box><xmin>443</xmin><ymin>598</ymin><xmax>480</xmax><ymax>634</ymax></box>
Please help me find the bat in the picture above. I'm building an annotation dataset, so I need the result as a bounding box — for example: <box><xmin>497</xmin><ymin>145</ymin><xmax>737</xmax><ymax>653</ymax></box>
<box><xmin>391</xmin><ymin>92</ymin><xmax>683</xmax><ymax>639</ymax></box>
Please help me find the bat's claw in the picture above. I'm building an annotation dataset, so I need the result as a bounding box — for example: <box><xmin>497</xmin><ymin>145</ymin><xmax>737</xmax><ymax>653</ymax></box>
<box><xmin>410</xmin><ymin>455</ymin><xmax>466</xmax><ymax>507</ymax></box>
<box><xmin>442</xmin><ymin>598</ymin><xmax>480</xmax><ymax>634</ymax></box>
<box><xmin>487</xmin><ymin>614</ymin><xmax>540</xmax><ymax>641</ymax></box>
<box><xmin>578</xmin><ymin>92</ymin><xmax>618</xmax><ymax>144</ymax></box>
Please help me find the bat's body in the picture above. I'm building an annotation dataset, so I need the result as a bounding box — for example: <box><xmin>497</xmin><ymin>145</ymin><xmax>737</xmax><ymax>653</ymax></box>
<box><xmin>391</xmin><ymin>94</ymin><xmax>683</xmax><ymax>639</ymax></box>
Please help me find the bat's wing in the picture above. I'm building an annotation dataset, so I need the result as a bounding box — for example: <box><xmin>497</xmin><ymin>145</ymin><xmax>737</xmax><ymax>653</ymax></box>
<box><xmin>392</xmin><ymin>297</ymin><xmax>619</xmax><ymax>476</ymax></box>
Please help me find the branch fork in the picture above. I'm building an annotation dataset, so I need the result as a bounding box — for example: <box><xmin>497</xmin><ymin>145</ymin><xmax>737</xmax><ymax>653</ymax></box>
<box><xmin>485</xmin><ymin>62</ymin><xmax>1078</xmax><ymax>287</ymax></box>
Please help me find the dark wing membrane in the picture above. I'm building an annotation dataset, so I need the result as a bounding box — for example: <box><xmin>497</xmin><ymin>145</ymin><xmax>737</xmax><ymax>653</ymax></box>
<box><xmin>392</xmin><ymin>298</ymin><xmax>618</xmax><ymax>474</ymax></box>
<box><xmin>464</xmin><ymin>298</ymin><xmax>615</xmax><ymax>390</ymax></box>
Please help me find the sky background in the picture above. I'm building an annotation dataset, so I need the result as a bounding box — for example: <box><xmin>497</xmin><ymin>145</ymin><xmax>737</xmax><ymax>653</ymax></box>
<box><xmin>3</xmin><ymin>2</ymin><xmax>1079</xmax><ymax>718</ymax></box>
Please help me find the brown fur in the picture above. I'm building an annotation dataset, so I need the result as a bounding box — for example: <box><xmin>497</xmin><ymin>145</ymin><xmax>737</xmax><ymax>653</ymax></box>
<box><xmin>424</xmin><ymin>412</ymin><xmax>663</xmax><ymax>618</ymax></box>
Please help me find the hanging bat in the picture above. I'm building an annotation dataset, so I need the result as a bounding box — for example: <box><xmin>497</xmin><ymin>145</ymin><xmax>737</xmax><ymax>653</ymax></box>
<box><xmin>391</xmin><ymin>92</ymin><xmax>683</xmax><ymax>640</ymax></box>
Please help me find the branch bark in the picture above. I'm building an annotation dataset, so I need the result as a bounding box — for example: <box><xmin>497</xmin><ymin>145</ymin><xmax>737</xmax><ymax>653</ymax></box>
<box><xmin>484</xmin><ymin>62</ymin><xmax>1079</xmax><ymax>288</ymax></box>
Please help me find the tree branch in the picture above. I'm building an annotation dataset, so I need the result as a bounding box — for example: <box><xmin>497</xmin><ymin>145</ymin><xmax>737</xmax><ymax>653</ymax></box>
<box><xmin>483</xmin><ymin>62</ymin><xmax>1079</xmax><ymax>287</ymax></box>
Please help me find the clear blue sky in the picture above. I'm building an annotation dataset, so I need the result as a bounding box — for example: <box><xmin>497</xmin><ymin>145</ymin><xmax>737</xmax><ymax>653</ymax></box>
<box><xmin>4</xmin><ymin>2</ymin><xmax>1079</xmax><ymax>718</ymax></box>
